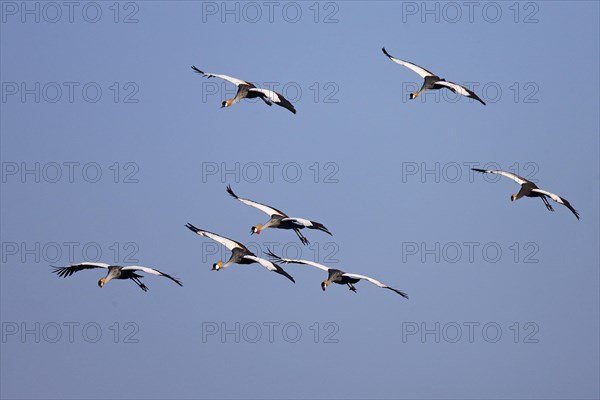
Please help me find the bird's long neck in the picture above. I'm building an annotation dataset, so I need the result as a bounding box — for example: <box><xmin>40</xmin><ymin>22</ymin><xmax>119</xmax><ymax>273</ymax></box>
<box><xmin>413</xmin><ymin>87</ymin><xmax>426</xmax><ymax>99</ymax></box>
<box><xmin>221</xmin><ymin>258</ymin><xmax>235</xmax><ymax>269</ymax></box>
<box><xmin>262</xmin><ymin>220</ymin><xmax>276</xmax><ymax>230</ymax></box>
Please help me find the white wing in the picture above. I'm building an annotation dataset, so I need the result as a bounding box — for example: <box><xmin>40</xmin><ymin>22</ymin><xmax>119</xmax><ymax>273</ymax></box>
<box><xmin>185</xmin><ymin>223</ymin><xmax>244</xmax><ymax>251</ymax></box>
<box><xmin>342</xmin><ymin>273</ymin><xmax>386</xmax><ymax>288</ymax></box>
<box><xmin>530</xmin><ymin>188</ymin><xmax>580</xmax><ymax>219</ymax></box>
<box><xmin>530</xmin><ymin>189</ymin><xmax>565</xmax><ymax>205</ymax></box>
<box><xmin>248</xmin><ymin>88</ymin><xmax>282</xmax><ymax>102</ymax></box>
<box><xmin>236</xmin><ymin>198</ymin><xmax>284</xmax><ymax>217</ymax></box>
<box><xmin>248</xmin><ymin>88</ymin><xmax>296</xmax><ymax>113</ymax></box>
<box><xmin>227</xmin><ymin>185</ymin><xmax>286</xmax><ymax>217</ymax></box>
<box><xmin>121</xmin><ymin>266</ymin><xmax>183</xmax><ymax>286</ymax></box>
<box><xmin>434</xmin><ymin>80</ymin><xmax>486</xmax><ymax>105</ymax></box>
<box><xmin>434</xmin><ymin>80</ymin><xmax>472</xmax><ymax>97</ymax></box>
<box><xmin>472</xmin><ymin>169</ymin><xmax>530</xmax><ymax>185</ymax></box>
<box><xmin>75</xmin><ymin>262</ymin><xmax>110</xmax><ymax>268</ymax></box>
<box><xmin>191</xmin><ymin>66</ymin><xmax>250</xmax><ymax>87</ymax></box>
<box><xmin>266</xmin><ymin>252</ymin><xmax>330</xmax><ymax>273</ymax></box>
<box><xmin>242</xmin><ymin>255</ymin><xmax>295</xmax><ymax>282</ymax></box>
<box><xmin>343</xmin><ymin>272</ymin><xmax>409</xmax><ymax>298</ymax></box>
<box><xmin>121</xmin><ymin>266</ymin><xmax>162</xmax><ymax>276</ymax></box>
<box><xmin>382</xmin><ymin>47</ymin><xmax>435</xmax><ymax>78</ymax></box>
<box><xmin>281</xmin><ymin>217</ymin><xmax>312</xmax><ymax>227</ymax></box>
<box><xmin>242</xmin><ymin>255</ymin><xmax>278</xmax><ymax>272</ymax></box>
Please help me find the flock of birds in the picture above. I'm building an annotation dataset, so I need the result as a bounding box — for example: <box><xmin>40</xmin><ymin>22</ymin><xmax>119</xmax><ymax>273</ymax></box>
<box><xmin>51</xmin><ymin>47</ymin><xmax>580</xmax><ymax>299</ymax></box>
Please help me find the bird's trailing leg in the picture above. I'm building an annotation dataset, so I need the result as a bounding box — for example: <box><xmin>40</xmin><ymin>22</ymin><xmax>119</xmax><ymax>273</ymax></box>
<box><xmin>347</xmin><ymin>283</ymin><xmax>357</xmax><ymax>293</ymax></box>
<box><xmin>294</xmin><ymin>228</ymin><xmax>310</xmax><ymax>245</ymax></box>
<box><xmin>541</xmin><ymin>196</ymin><xmax>554</xmax><ymax>212</ymax></box>
<box><xmin>131</xmin><ymin>277</ymin><xmax>149</xmax><ymax>292</ymax></box>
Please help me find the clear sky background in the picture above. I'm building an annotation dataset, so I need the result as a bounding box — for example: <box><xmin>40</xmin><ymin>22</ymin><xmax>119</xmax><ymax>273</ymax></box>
<box><xmin>1</xmin><ymin>1</ymin><xmax>599</xmax><ymax>399</ymax></box>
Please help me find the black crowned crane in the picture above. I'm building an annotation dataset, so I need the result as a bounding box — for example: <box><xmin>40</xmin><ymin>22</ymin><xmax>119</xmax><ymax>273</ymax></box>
<box><xmin>382</xmin><ymin>47</ymin><xmax>486</xmax><ymax>105</ymax></box>
<box><xmin>185</xmin><ymin>223</ymin><xmax>295</xmax><ymax>282</ymax></box>
<box><xmin>226</xmin><ymin>185</ymin><xmax>332</xmax><ymax>245</ymax></box>
<box><xmin>51</xmin><ymin>263</ymin><xmax>183</xmax><ymax>292</ymax></box>
<box><xmin>266</xmin><ymin>250</ymin><xmax>408</xmax><ymax>299</ymax></box>
<box><xmin>472</xmin><ymin>168</ymin><xmax>579</xmax><ymax>219</ymax></box>
<box><xmin>191</xmin><ymin>66</ymin><xmax>296</xmax><ymax>113</ymax></box>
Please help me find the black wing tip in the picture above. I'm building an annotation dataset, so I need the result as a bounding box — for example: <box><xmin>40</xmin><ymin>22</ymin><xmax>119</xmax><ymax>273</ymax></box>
<box><xmin>320</xmin><ymin>225</ymin><xmax>333</xmax><ymax>236</ymax></box>
<box><xmin>226</xmin><ymin>184</ymin><xmax>238</xmax><ymax>198</ymax></box>
<box><xmin>278</xmin><ymin>267</ymin><xmax>296</xmax><ymax>283</ymax></box>
<box><xmin>276</xmin><ymin>97</ymin><xmax>296</xmax><ymax>114</ymax></box>
<box><xmin>381</xmin><ymin>47</ymin><xmax>391</xmax><ymax>57</ymax></box>
<box><xmin>471</xmin><ymin>168</ymin><xmax>487</xmax><ymax>173</ymax></box>
<box><xmin>191</xmin><ymin>65</ymin><xmax>204</xmax><ymax>74</ymax></box>
<box><xmin>164</xmin><ymin>273</ymin><xmax>184</xmax><ymax>287</ymax></box>
<box><xmin>312</xmin><ymin>222</ymin><xmax>333</xmax><ymax>236</ymax></box>
<box><xmin>173</xmin><ymin>278</ymin><xmax>184</xmax><ymax>287</ymax></box>
<box><xmin>50</xmin><ymin>265</ymin><xmax>70</xmax><ymax>278</ymax></box>
<box><xmin>50</xmin><ymin>265</ymin><xmax>63</xmax><ymax>274</ymax></box>
<box><xmin>185</xmin><ymin>222</ymin><xmax>201</xmax><ymax>233</ymax></box>
<box><xmin>387</xmin><ymin>287</ymin><xmax>409</xmax><ymax>299</ymax></box>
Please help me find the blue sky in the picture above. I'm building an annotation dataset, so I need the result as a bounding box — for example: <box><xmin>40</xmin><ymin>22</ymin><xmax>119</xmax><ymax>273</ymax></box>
<box><xmin>1</xmin><ymin>1</ymin><xmax>599</xmax><ymax>399</ymax></box>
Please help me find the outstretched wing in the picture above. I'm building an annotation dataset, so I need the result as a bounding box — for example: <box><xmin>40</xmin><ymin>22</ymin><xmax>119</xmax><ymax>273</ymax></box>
<box><xmin>226</xmin><ymin>185</ymin><xmax>287</xmax><ymax>217</ymax></box>
<box><xmin>121</xmin><ymin>266</ymin><xmax>183</xmax><ymax>286</ymax></box>
<box><xmin>434</xmin><ymin>80</ymin><xmax>486</xmax><ymax>105</ymax></box>
<box><xmin>265</xmin><ymin>249</ymin><xmax>330</xmax><ymax>272</ymax></box>
<box><xmin>472</xmin><ymin>168</ymin><xmax>531</xmax><ymax>185</ymax></box>
<box><xmin>248</xmin><ymin>88</ymin><xmax>296</xmax><ymax>114</ymax></box>
<box><xmin>242</xmin><ymin>255</ymin><xmax>295</xmax><ymax>283</ymax></box>
<box><xmin>185</xmin><ymin>223</ymin><xmax>246</xmax><ymax>251</ymax></box>
<box><xmin>281</xmin><ymin>218</ymin><xmax>332</xmax><ymax>235</ymax></box>
<box><xmin>191</xmin><ymin>66</ymin><xmax>251</xmax><ymax>87</ymax></box>
<box><xmin>382</xmin><ymin>47</ymin><xmax>436</xmax><ymax>78</ymax></box>
<box><xmin>530</xmin><ymin>188</ymin><xmax>580</xmax><ymax>220</ymax></box>
<box><xmin>51</xmin><ymin>262</ymin><xmax>110</xmax><ymax>278</ymax></box>
<box><xmin>342</xmin><ymin>273</ymin><xmax>409</xmax><ymax>299</ymax></box>
<box><xmin>281</xmin><ymin>217</ymin><xmax>313</xmax><ymax>227</ymax></box>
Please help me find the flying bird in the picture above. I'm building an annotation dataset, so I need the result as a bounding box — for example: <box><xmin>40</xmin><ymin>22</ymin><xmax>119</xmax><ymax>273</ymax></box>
<box><xmin>185</xmin><ymin>223</ymin><xmax>295</xmax><ymax>282</ymax></box>
<box><xmin>382</xmin><ymin>47</ymin><xmax>486</xmax><ymax>105</ymax></box>
<box><xmin>266</xmin><ymin>250</ymin><xmax>408</xmax><ymax>298</ymax></box>
<box><xmin>51</xmin><ymin>263</ymin><xmax>183</xmax><ymax>292</ymax></box>
<box><xmin>472</xmin><ymin>168</ymin><xmax>579</xmax><ymax>219</ymax></box>
<box><xmin>191</xmin><ymin>66</ymin><xmax>296</xmax><ymax>113</ymax></box>
<box><xmin>226</xmin><ymin>185</ymin><xmax>332</xmax><ymax>245</ymax></box>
